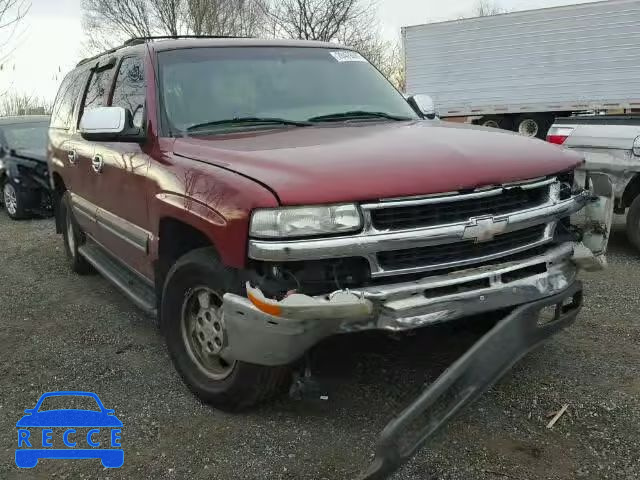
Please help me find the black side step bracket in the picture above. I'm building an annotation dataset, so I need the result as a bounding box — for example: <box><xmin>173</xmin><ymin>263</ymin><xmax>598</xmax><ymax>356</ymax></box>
<box><xmin>79</xmin><ymin>241</ymin><xmax>157</xmax><ymax>316</ymax></box>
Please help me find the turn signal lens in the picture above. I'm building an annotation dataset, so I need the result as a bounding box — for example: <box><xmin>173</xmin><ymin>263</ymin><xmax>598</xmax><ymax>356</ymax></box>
<box><xmin>247</xmin><ymin>289</ymin><xmax>283</xmax><ymax>317</ymax></box>
<box><xmin>547</xmin><ymin>127</ymin><xmax>574</xmax><ymax>145</ymax></box>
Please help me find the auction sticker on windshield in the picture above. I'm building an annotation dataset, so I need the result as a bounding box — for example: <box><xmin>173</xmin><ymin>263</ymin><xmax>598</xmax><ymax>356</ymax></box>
<box><xmin>329</xmin><ymin>50</ymin><xmax>367</xmax><ymax>62</ymax></box>
<box><xmin>15</xmin><ymin>391</ymin><xmax>123</xmax><ymax>469</ymax></box>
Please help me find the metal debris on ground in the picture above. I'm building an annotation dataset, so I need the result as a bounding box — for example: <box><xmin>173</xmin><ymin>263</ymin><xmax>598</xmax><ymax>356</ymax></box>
<box><xmin>546</xmin><ymin>404</ymin><xmax>569</xmax><ymax>429</ymax></box>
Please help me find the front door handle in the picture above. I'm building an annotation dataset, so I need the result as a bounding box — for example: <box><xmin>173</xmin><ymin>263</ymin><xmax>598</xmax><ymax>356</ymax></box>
<box><xmin>91</xmin><ymin>154</ymin><xmax>104</xmax><ymax>174</ymax></box>
<box><xmin>67</xmin><ymin>150</ymin><xmax>77</xmax><ymax>164</ymax></box>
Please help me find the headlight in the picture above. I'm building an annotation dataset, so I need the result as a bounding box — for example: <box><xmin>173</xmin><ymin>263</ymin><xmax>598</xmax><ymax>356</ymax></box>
<box><xmin>250</xmin><ymin>204</ymin><xmax>362</xmax><ymax>238</ymax></box>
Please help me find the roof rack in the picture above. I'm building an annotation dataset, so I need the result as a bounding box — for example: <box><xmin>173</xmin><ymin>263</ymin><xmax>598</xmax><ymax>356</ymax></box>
<box><xmin>76</xmin><ymin>35</ymin><xmax>246</xmax><ymax>67</ymax></box>
<box><xmin>124</xmin><ymin>35</ymin><xmax>243</xmax><ymax>46</ymax></box>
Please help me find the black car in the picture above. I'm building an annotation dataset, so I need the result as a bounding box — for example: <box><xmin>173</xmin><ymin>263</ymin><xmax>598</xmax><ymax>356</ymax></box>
<box><xmin>0</xmin><ymin>115</ymin><xmax>52</xmax><ymax>219</ymax></box>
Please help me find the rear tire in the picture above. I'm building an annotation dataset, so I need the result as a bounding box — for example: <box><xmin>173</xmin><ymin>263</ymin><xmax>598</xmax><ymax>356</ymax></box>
<box><xmin>161</xmin><ymin>247</ymin><xmax>291</xmax><ymax>411</ymax></box>
<box><xmin>60</xmin><ymin>192</ymin><xmax>92</xmax><ymax>274</ymax></box>
<box><xmin>626</xmin><ymin>196</ymin><xmax>640</xmax><ymax>252</ymax></box>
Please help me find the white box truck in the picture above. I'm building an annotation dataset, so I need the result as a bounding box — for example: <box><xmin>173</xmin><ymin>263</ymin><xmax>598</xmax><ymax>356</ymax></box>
<box><xmin>402</xmin><ymin>0</ymin><xmax>640</xmax><ymax>139</ymax></box>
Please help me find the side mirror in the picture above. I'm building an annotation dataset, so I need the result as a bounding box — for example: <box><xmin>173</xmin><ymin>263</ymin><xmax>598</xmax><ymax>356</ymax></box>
<box><xmin>79</xmin><ymin>106</ymin><xmax>145</xmax><ymax>142</ymax></box>
<box><xmin>407</xmin><ymin>94</ymin><xmax>437</xmax><ymax>120</ymax></box>
<box><xmin>24</xmin><ymin>408</ymin><xmax>35</xmax><ymax>414</ymax></box>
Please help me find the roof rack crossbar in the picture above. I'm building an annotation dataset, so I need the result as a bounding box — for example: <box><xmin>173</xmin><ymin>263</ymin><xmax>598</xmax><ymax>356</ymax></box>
<box><xmin>76</xmin><ymin>35</ymin><xmax>247</xmax><ymax>66</ymax></box>
<box><xmin>124</xmin><ymin>35</ymin><xmax>243</xmax><ymax>45</ymax></box>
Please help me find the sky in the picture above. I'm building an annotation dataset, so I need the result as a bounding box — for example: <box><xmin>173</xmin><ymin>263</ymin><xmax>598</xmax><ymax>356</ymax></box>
<box><xmin>0</xmin><ymin>0</ymin><xmax>601</xmax><ymax>102</ymax></box>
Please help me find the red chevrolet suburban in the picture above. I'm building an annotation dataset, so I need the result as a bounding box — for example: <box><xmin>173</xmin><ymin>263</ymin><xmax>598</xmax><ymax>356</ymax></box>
<box><xmin>48</xmin><ymin>38</ymin><xmax>612</xmax><ymax>418</ymax></box>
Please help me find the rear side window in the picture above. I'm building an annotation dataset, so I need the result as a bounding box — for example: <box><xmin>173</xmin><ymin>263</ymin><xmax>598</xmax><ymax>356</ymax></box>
<box><xmin>82</xmin><ymin>67</ymin><xmax>114</xmax><ymax>112</ymax></box>
<box><xmin>111</xmin><ymin>56</ymin><xmax>146</xmax><ymax>128</ymax></box>
<box><xmin>51</xmin><ymin>69</ymin><xmax>89</xmax><ymax>129</ymax></box>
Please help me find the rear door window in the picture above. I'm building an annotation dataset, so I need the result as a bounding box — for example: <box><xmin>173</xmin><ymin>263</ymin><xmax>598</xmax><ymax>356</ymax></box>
<box><xmin>111</xmin><ymin>56</ymin><xmax>146</xmax><ymax>129</ymax></box>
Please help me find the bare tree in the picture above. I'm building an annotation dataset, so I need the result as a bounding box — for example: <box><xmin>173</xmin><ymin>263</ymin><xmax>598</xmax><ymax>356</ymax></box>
<box><xmin>81</xmin><ymin>0</ymin><xmax>268</xmax><ymax>54</ymax></box>
<box><xmin>375</xmin><ymin>39</ymin><xmax>405</xmax><ymax>92</ymax></box>
<box><xmin>471</xmin><ymin>0</ymin><xmax>506</xmax><ymax>17</ymax></box>
<box><xmin>0</xmin><ymin>0</ymin><xmax>29</xmax><ymax>63</ymax></box>
<box><xmin>153</xmin><ymin>0</ymin><xmax>184</xmax><ymax>36</ymax></box>
<box><xmin>264</xmin><ymin>0</ymin><xmax>375</xmax><ymax>42</ymax></box>
<box><xmin>0</xmin><ymin>91</ymin><xmax>52</xmax><ymax>116</ymax></box>
<box><xmin>81</xmin><ymin>0</ymin><xmax>155</xmax><ymax>53</ymax></box>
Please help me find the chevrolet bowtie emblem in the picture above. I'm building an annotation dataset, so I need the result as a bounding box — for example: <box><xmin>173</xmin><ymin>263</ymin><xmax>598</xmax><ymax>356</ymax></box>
<box><xmin>462</xmin><ymin>217</ymin><xmax>508</xmax><ymax>243</ymax></box>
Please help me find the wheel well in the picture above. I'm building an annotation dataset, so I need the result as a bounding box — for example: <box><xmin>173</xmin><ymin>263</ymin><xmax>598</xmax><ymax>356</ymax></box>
<box><xmin>156</xmin><ymin>217</ymin><xmax>213</xmax><ymax>292</ymax></box>
<box><xmin>621</xmin><ymin>174</ymin><xmax>640</xmax><ymax>209</ymax></box>
<box><xmin>51</xmin><ymin>173</ymin><xmax>66</xmax><ymax>233</ymax></box>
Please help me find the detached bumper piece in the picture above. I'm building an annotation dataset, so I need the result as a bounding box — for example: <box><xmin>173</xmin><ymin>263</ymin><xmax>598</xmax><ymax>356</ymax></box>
<box><xmin>355</xmin><ymin>281</ymin><xmax>583</xmax><ymax>480</ymax></box>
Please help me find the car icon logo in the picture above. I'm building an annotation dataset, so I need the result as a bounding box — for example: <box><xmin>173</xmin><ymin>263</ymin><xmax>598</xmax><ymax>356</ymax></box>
<box><xmin>15</xmin><ymin>391</ymin><xmax>123</xmax><ymax>468</ymax></box>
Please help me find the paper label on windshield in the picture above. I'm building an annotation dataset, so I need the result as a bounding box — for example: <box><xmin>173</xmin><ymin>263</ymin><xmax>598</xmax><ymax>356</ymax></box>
<box><xmin>329</xmin><ymin>50</ymin><xmax>367</xmax><ymax>63</ymax></box>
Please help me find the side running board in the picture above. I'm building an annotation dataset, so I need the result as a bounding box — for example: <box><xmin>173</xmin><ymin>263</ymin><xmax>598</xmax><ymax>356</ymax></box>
<box><xmin>357</xmin><ymin>281</ymin><xmax>583</xmax><ymax>480</ymax></box>
<box><xmin>79</xmin><ymin>241</ymin><xmax>157</xmax><ymax>316</ymax></box>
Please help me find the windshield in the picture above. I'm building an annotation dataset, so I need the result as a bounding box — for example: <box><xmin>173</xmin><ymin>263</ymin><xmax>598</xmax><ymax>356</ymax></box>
<box><xmin>0</xmin><ymin>121</ymin><xmax>49</xmax><ymax>152</ymax></box>
<box><xmin>158</xmin><ymin>47</ymin><xmax>418</xmax><ymax>134</ymax></box>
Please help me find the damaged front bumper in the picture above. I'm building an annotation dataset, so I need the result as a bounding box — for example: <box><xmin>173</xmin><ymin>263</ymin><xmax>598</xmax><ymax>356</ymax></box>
<box><xmin>220</xmin><ymin>173</ymin><xmax>614</xmax><ymax>368</ymax></box>
<box><xmin>221</xmin><ymin>243</ymin><xmax>581</xmax><ymax>366</ymax></box>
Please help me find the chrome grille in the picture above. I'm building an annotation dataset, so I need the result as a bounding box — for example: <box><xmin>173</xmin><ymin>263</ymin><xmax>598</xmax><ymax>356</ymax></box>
<box><xmin>247</xmin><ymin>176</ymin><xmax>587</xmax><ymax>282</ymax></box>
<box><xmin>370</xmin><ymin>182</ymin><xmax>551</xmax><ymax>231</ymax></box>
<box><xmin>377</xmin><ymin>225</ymin><xmax>547</xmax><ymax>271</ymax></box>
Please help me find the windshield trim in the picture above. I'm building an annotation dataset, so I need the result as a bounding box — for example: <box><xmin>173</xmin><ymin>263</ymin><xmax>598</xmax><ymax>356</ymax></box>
<box><xmin>156</xmin><ymin>46</ymin><xmax>417</xmax><ymax>138</ymax></box>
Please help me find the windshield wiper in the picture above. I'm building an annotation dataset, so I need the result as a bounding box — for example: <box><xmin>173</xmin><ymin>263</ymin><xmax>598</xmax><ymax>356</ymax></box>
<box><xmin>185</xmin><ymin>117</ymin><xmax>313</xmax><ymax>133</ymax></box>
<box><xmin>308</xmin><ymin>110</ymin><xmax>413</xmax><ymax>123</ymax></box>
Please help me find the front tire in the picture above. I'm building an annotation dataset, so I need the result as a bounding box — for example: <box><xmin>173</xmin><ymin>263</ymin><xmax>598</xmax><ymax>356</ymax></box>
<box><xmin>60</xmin><ymin>192</ymin><xmax>92</xmax><ymax>274</ymax></box>
<box><xmin>3</xmin><ymin>180</ymin><xmax>27</xmax><ymax>220</ymax></box>
<box><xmin>626</xmin><ymin>196</ymin><xmax>640</xmax><ymax>252</ymax></box>
<box><xmin>161</xmin><ymin>247</ymin><xmax>291</xmax><ymax>411</ymax></box>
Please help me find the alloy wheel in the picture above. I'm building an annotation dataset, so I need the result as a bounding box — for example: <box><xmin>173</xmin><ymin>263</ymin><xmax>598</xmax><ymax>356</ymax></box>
<box><xmin>181</xmin><ymin>287</ymin><xmax>236</xmax><ymax>380</ymax></box>
<box><xmin>3</xmin><ymin>183</ymin><xmax>17</xmax><ymax>216</ymax></box>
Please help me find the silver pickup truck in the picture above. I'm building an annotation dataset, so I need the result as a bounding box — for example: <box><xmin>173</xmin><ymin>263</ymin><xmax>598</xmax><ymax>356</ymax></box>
<box><xmin>548</xmin><ymin>116</ymin><xmax>640</xmax><ymax>251</ymax></box>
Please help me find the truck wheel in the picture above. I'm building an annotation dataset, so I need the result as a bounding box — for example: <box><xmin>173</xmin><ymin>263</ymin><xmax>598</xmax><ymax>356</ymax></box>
<box><xmin>478</xmin><ymin>116</ymin><xmax>501</xmax><ymax>129</ymax></box>
<box><xmin>626</xmin><ymin>196</ymin><xmax>640</xmax><ymax>252</ymax></box>
<box><xmin>161</xmin><ymin>247</ymin><xmax>291</xmax><ymax>411</ymax></box>
<box><xmin>478</xmin><ymin>115</ymin><xmax>513</xmax><ymax>131</ymax></box>
<box><xmin>515</xmin><ymin>114</ymin><xmax>550</xmax><ymax>139</ymax></box>
<box><xmin>60</xmin><ymin>192</ymin><xmax>92</xmax><ymax>274</ymax></box>
<box><xmin>3</xmin><ymin>180</ymin><xmax>27</xmax><ymax>220</ymax></box>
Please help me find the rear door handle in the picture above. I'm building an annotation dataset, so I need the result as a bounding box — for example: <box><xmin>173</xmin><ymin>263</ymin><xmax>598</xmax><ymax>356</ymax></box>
<box><xmin>67</xmin><ymin>150</ymin><xmax>77</xmax><ymax>164</ymax></box>
<box><xmin>92</xmin><ymin>154</ymin><xmax>104</xmax><ymax>174</ymax></box>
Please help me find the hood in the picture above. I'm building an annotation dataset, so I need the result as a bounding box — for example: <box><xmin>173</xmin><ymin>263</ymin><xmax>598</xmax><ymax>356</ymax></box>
<box><xmin>173</xmin><ymin>121</ymin><xmax>583</xmax><ymax>205</ymax></box>
<box><xmin>16</xmin><ymin>410</ymin><xmax>123</xmax><ymax>427</ymax></box>
<box><xmin>11</xmin><ymin>149</ymin><xmax>47</xmax><ymax>163</ymax></box>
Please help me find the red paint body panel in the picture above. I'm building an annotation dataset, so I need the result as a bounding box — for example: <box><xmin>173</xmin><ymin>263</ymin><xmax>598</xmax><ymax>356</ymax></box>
<box><xmin>173</xmin><ymin>121</ymin><xmax>584</xmax><ymax>206</ymax></box>
<box><xmin>148</xmin><ymin>140</ymin><xmax>279</xmax><ymax>268</ymax></box>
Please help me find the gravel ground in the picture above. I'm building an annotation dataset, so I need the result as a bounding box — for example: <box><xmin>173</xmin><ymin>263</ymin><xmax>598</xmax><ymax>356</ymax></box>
<box><xmin>0</xmin><ymin>214</ymin><xmax>639</xmax><ymax>480</ymax></box>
